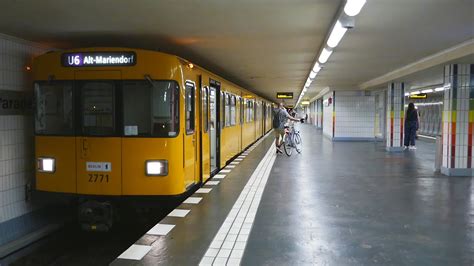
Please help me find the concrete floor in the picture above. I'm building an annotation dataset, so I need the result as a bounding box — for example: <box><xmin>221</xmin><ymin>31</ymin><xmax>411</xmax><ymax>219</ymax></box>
<box><xmin>112</xmin><ymin>125</ymin><xmax>473</xmax><ymax>266</ymax></box>
<box><xmin>243</xmin><ymin>125</ymin><xmax>473</xmax><ymax>266</ymax></box>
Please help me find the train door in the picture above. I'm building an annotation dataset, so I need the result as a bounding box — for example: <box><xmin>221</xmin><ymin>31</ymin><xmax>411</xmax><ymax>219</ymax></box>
<box><xmin>262</xmin><ymin>101</ymin><xmax>266</xmax><ymax>134</ymax></box>
<box><xmin>200</xmin><ymin>80</ymin><xmax>211</xmax><ymax>182</ymax></box>
<box><xmin>184</xmin><ymin>81</ymin><xmax>197</xmax><ymax>187</ymax></box>
<box><xmin>74</xmin><ymin>70</ymin><xmax>122</xmax><ymax>195</ymax></box>
<box><xmin>209</xmin><ymin>79</ymin><xmax>221</xmax><ymax>174</ymax></box>
<box><xmin>239</xmin><ymin>96</ymin><xmax>244</xmax><ymax>151</ymax></box>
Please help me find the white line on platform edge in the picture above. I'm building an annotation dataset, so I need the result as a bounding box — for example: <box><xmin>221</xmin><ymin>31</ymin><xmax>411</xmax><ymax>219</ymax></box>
<box><xmin>196</xmin><ymin>188</ymin><xmax>212</xmax><ymax>193</ymax></box>
<box><xmin>168</xmin><ymin>209</ymin><xmax>191</xmax><ymax>218</ymax></box>
<box><xmin>118</xmin><ymin>244</ymin><xmax>152</xmax><ymax>260</ymax></box>
<box><xmin>147</xmin><ymin>223</ymin><xmax>175</xmax><ymax>236</ymax></box>
<box><xmin>183</xmin><ymin>197</ymin><xmax>202</xmax><ymax>204</ymax></box>
<box><xmin>213</xmin><ymin>174</ymin><xmax>226</xmax><ymax>179</ymax></box>
<box><xmin>199</xmin><ymin>144</ymin><xmax>276</xmax><ymax>265</ymax></box>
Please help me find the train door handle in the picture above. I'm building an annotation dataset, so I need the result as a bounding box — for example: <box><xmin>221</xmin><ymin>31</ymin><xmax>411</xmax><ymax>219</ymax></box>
<box><xmin>82</xmin><ymin>139</ymin><xmax>89</xmax><ymax>158</ymax></box>
<box><xmin>82</xmin><ymin>139</ymin><xmax>89</xmax><ymax>150</ymax></box>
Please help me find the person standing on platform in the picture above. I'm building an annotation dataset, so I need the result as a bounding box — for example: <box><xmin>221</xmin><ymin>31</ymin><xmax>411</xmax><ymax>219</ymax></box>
<box><xmin>404</xmin><ymin>102</ymin><xmax>419</xmax><ymax>150</ymax></box>
<box><xmin>273</xmin><ymin>102</ymin><xmax>299</xmax><ymax>154</ymax></box>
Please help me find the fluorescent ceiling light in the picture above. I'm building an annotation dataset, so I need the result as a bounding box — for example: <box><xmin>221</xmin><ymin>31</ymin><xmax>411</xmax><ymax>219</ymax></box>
<box><xmin>318</xmin><ymin>48</ymin><xmax>333</xmax><ymax>64</ymax></box>
<box><xmin>327</xmin><ymin>21</ymin><xmax>348</xmax><ymax>48</ymax></box>
<box><xmin>410</xmin><ymin>90</ymin><xmax>421</xmax><ymax>95</ymax></box>
<box><xmin>404</xmin><ymin>93</ymin><xmax>409</xmax><ymax>96</ymax></box>
<box><xmin>309</xmin><ymin>71</ymin><xmax>317</xmax><ymax>79</ymax></box>
<box><xmin>344</xmin><ymin>0</ymin><xmax>366</xmax><ymax>16</ymax></box>
<box><xmin>421</xmin><ymin>89</ymin><xmax>433</xmax><ymax>93</ymax></box>
<box><xmin>434</xmin><ymin>87</ymin><xmax>445</xmax><ymax>92</ymax></box>
<box><xmin>312</xmin><ymin>62</ymin><xmax>322</xmax><ymax>73</ymax></box>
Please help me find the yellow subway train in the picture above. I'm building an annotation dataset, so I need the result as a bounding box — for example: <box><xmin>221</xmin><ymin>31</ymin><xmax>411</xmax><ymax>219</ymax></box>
<box><xmin>33</xmin><ymin>47</ymin><xmax>273</xmax><ymax>230</ymax></box>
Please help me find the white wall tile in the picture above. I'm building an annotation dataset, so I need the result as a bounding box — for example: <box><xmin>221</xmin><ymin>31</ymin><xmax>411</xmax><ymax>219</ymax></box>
<box><xmin>0</xmin><ymin>34</ymin><xmax>50</xmax><ymax>223</ymax></box>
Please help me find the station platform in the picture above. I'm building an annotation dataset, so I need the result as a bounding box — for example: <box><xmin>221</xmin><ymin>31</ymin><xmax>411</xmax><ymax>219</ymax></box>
<box><xmin>111</xmin><ymin>125</ymin><xmax>473</xmax><ymax>266</ymax></box>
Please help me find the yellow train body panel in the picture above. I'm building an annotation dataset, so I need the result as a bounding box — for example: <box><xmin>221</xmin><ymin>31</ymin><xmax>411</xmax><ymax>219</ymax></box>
<box><xmin>35</xmin><ymin>136</ymin><xmax>76</xmax><ymax>193</ymax></box>
<box><xmin>121</xmin><ymin>138</ymin><xmax>185</xmax><ymax>195</ymax></box>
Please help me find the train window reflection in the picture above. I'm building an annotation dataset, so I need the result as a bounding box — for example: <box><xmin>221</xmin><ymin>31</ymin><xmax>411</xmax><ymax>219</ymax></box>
<box><xmin>123</xmin><ymin>80</ymin><xmax>179</xmax><ymax>137</ymax></box>
<box><xmin>185</xmin><ymin>82</ymin><xmax>195</xmax><ymax>134</ymax></box>
<box><xmin>225</xmin><ymin>93</ymin><xmax>230</xmax><ymax>127</ymax></box>
<box><xmin>34</xmin><ymin>82</ymin><xmax>74</xmax><ymax>135</ymax></box>
<box><xmin>230</xmin><ymin>95</ymin><xmax>236</xmax><ymax>126</ymax></box>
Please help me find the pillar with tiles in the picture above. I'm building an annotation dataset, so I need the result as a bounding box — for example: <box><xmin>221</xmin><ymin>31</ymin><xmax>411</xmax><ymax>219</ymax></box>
<box><xmin>386</xmin><ymin>82</ymin><xmax>405</xmax><ymax>152</ymax></box>
<box><xmin>441</xmin><ymin>64</ymin><xmax>474</xmax><ymax>176</ymax></box>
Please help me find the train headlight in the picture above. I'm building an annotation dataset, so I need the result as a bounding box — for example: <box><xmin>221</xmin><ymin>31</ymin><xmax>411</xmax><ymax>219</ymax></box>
<box><xmin>146</xmin><ymin>160</ymin><xmax>168</xmax><ymax>176</ymax></box>
<box><xmin>37</xmin><ymin>157</ymin><xmax>55</xmax><ymax>173</ymax></box>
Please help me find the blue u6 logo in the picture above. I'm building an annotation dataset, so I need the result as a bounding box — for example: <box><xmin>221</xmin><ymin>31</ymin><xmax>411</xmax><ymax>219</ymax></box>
<box><xmin>67</xmin><ymin>55</ymin><xmax>82</xmax><ymax>66</ymax></box>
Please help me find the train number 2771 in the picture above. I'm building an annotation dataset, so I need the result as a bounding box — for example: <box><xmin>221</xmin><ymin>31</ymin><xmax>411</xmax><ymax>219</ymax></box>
<box><xmin>88</xmin><ymin>174</ymin><xmax>109</xmax><ymax>183</ymax></box>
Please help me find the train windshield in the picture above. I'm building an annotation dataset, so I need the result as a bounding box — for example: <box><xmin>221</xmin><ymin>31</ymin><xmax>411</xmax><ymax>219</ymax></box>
<box><xmin>34</xmin><ymin>80</ymin><xmax>179</xmax><ymax>137</ymax></box>
<box><xmin>80</xmin><ymin>81</ymin><xmax>117</xmax><ymax>136</ymax></box>
<box><xmin>34</xmin><ymin>82</ymin><xmax>74</xmax><ymax>135</ymax></box>
<box><xmin>122</xmin><ymin>80</ymin><xmax>179</xmax><ymax>137</ymax></box>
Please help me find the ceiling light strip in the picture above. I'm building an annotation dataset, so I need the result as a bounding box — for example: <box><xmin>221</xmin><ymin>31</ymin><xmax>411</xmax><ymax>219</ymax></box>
<box><xmin>296</xmin><ymin>0</ymin><xmax>366</xmax><ymax>108</ymax></box>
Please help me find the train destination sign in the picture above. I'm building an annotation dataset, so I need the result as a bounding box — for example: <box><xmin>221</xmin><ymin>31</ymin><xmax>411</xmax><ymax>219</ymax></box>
<box><xmin>277</xmin><ymin>92</ymin><xmax>293</xmax><ymax>99</ymax></box>
<box><xmin>409</xmin><ymin>93</ymin><xmax>427</xmax><ymax>99</ymax></box>
<box><xmin>62</xmin><ymin>52</ymin><xmax>136</xmax><ymax>67</ymax></box>
<box><xmin>0</xmin><ymin>90</ymin><xmax>32</xmax><ymax>115</ymax></box>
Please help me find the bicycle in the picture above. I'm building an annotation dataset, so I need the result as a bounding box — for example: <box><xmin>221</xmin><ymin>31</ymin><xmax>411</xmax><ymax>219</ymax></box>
<box><xmin>282</xmin><ymin>122</ymin><xmax>302</xmax><ymax>156</ymax></box>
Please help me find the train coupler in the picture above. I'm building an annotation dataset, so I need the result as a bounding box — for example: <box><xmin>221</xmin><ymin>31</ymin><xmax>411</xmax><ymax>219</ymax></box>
<box><xmin>78</xmin><ymin>200</ymin><xmax>115</xmax><ymax>232</ymax></box>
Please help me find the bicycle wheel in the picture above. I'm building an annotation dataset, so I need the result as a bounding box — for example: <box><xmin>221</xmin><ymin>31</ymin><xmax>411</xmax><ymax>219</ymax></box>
<box><xmin>294</xmin><ymin>132</ymin><xmax>302</xmax><ymax>153</ymax></box>
<box><xmin>283</xmin><ymin>133</ymin><xmax>293</xmax><ymax>156</ymax></box>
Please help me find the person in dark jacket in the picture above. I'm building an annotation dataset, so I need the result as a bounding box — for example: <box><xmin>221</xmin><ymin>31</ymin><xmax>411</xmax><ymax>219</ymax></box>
<box><xmin>404</xmin><ymin>102</ymin><xmax>419</xmax><ymax>150</ymax></box>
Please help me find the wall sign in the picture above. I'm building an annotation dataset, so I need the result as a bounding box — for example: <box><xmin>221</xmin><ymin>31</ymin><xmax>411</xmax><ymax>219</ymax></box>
<box><xmin>0</xmin><ymin>90</ymin><xmax>32</xmax><ymax>115</ymax></box>
<box><xmin>62</xmin><ymin>52</ymin><xmax>136</xmax><ymax>67</ymax></box>
<box><xmin>276</xmin><ymin>92</ymin><xmax>293</xmax><ymax>99</ymax></box>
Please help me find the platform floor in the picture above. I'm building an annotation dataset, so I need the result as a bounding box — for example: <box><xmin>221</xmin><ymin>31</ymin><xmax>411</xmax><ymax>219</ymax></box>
<box><xmin>112</xmin><ymin>125</ymin><xmax>473</xmax><ymax>266</ymax></box>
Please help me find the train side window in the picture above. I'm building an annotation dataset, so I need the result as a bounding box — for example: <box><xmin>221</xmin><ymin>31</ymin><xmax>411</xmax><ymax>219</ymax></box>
<box><xmin>185</xmin><ymin>82</ymin><xmax>195</xmax><ymax>134</ymax></box>
<box><xmin>202</xmin><ymin>87</ymin><xmax>209</xmax><ymax>133</ymax></box>
<box><xmin>225</xmin><ymin>93</ymin><xmax>230</xmax><ymax>127</ymax></box>
<box><xmin>231</xmin><ymin>95</ymin><xmax>236</xmax><ymax>126</ymax></box>
<box><xmin>220</xmin><ymin>91</ymin><xmax>225</xmax><ymax>129</ymax></box>
<box><xmin>246</xmin><ymin>100</ymin><xmax>250</xmax><ymax>123</ymax></box>
<box><xmin>240</xmin><ymin>97</ymin><xmax>244</xmax><ymax>125</ymax></box>
<box><xmin>249</xmin><ymin>100</ymin><xmax>254</xmax><ymax>122</ymax></box>
<box><xmin>254</xmin><ymin>102</ymin><xmax>258</xmax><ymax>121</ymax></box>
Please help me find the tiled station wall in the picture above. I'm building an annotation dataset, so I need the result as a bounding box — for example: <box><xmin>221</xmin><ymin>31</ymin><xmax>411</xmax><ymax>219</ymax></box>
<box><xmin>322</xmin><ymin>92</ymin><xmax>334</xmax><ymax>138</ymax></box>
<box><xmin>308</xmin><ymin>99</ymin><xmax>322</xmax><ymax>128</ymax></box>
<box><xmin>316</xmin><ymin>99</ymin><xmax>322</xmax><ymax>128</ymax></box>
<box><xmin>334</xmin><ymin>91</ymin><xmax>376</xmax><ymax>140</ymax></box>
<box><xmin>0</xmin><ymin>34</ymin><xmax>51</xmax><ymax>245</ymax></box>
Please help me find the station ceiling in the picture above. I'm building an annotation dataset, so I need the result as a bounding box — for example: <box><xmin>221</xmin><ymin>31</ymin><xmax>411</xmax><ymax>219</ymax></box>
<box><xmin>0</xmin><ymin>0</ymin><xmax>473</xmax><ymax>103</ymax></box>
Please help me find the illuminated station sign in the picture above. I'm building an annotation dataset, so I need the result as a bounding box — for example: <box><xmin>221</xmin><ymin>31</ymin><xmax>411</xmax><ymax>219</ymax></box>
<box><xmin>62</xmin><ymin>52</ymin><xmax>136</xmax><ymax>67</ymax></box>
<box><xmin>409</xmin><ymin>93</ymin><xmax>428</xmax><ymax>99</ymax></box>
<box><xmin>276</xmin><ymin>92</ymin><xmax>293</xmax><ymax>99</ymax></box>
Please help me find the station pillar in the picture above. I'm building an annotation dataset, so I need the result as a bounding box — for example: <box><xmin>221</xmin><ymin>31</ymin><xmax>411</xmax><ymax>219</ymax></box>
<box><xmin>386</xmin><ymin>82</ymin><xmax>405</xmax><ymax>152</ymax></box>
<box><xmin>441</xmin><ymin>64</ymin><xmax>474</xmax><ymax>176</ymax></box>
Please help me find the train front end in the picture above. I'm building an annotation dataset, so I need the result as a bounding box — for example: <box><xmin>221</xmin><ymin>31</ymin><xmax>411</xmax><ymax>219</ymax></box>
<box><xmin>33</xmin><ymin>48</ymin><xmax>190</xmax><ymax>230</ymax></box>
